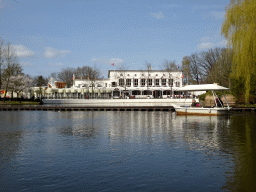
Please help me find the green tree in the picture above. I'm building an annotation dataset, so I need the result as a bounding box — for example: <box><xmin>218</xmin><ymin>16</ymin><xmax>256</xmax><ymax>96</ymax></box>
<box><xmin>221</xmin><ymin>0</ymin><xmax>256</xmax><ymax>103</ymax></box>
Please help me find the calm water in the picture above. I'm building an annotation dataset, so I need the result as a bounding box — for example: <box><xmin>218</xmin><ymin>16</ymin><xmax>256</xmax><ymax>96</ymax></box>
<box><xmin>0</xmin><ymin>111</ymin><xmax>255</xmax><ymax>192</ymax></box>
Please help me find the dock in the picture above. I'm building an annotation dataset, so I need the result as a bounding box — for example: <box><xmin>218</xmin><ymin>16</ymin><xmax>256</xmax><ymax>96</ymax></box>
<box><xmin>0</xmin><ymin>105</ymin><xmax>175</xmax><ymax>111</ymax></box>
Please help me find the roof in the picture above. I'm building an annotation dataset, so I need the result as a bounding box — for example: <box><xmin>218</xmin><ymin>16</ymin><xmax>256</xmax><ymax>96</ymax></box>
<box><xmin>177</xmin><ymin>84</ymin><xmax>230</xmax><ymax>91</ymax></box>
<box><xmin>108</xmin><ymin>70</ymin><xmax>182</xmax><ymax>78</ymax></box>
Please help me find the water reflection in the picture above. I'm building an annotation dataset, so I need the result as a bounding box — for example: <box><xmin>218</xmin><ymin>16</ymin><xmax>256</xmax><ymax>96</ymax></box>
<box><xmin>0</xmin><ymin>111</ymin><xmax>255</xmax><ymax>191</ymax></box>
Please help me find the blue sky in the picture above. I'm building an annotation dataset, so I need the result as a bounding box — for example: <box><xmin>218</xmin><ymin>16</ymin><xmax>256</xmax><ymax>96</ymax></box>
<box><xmin>0</xmin><ymin>0</ymin><xmax>230</xmax><ymax>78</ymax></box>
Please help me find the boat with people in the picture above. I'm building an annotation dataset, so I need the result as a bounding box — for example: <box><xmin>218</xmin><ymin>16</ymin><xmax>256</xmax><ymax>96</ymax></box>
<box><xmin>173</xmin><ymin>84</ymin><xmax>232</xmax><ymax>116</ymax></box>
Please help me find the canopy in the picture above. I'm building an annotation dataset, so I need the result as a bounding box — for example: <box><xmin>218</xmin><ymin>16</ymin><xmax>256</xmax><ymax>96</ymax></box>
<box><xmin>177</xmin><ymin>84</ymin><xmax>230</xmax><ymax>91</ymax></box>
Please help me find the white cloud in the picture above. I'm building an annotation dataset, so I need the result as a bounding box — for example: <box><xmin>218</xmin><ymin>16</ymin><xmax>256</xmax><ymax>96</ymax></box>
<box><xmin>200</xmin><ymin>36</ymin><xmax>210</xmax><ymax>43</ymax></box>
<box><xmin>44</xmin><ymin>47</ymin><xmax>70</xmax><ymax>58</ymax></box>
<box><xmin>150</xmin><ymin>11</ymin><xmax>164</xmax><ymax>19</ymax></box>
<box><xmin>197</xmin><ymin>38</ymin><xmax>227</xmax><ymax>50</ymax></box>
<box><xmin>13</xmin><ymin>45</ymin><xmax>34</xmax><ymax>57</ymax></box>
<box><xmin>91</xmin><ymin>58</ymin><xmax>124</xmax><ymax>66</ymax></box>
<box><xmin>197</xmin><ymin>42</ymin><xmax>214</xmax><ymax>50</ymax></box>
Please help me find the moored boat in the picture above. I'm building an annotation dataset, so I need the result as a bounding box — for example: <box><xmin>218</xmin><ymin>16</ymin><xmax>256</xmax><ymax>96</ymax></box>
<box><xmin>174</xmin><ymin>84</ymin><xmax>232</xmax><ymax>116</ymax></box>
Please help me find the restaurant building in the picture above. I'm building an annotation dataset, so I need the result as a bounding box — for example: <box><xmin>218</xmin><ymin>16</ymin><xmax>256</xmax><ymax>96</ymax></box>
<box><xmin>72</xmin><ymin>70</ymin><xmax>184</xmax><ymax>98</ymax></box>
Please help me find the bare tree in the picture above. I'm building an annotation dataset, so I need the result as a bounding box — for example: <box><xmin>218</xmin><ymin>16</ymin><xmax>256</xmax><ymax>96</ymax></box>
<box><xmin>0</xmin><ymin>39</ymin><xmax>4</xmax><ymax>89</ymax></box>
<box><xmin>206</xmin><ymin>48</ymin><xmax>233</xmax><ymax>87</ymax></box>
<box><xmin>181</xmin><ymin>56</ymin><xmax>192</xmax><ymax>85</ymax></box>
<box><xmin>198</xmin><ymin>48</ymin><xmax>223</xmax><ymax>79</ymax></box>
<box><xmin>116</xmin><ymin>63</ymin><xmax>129</xmax><ymax>97</ymax></box>
<box><xmin>162</xmin><ymin>59</ymin><xmax>177</xmax><ymax>72</ymax></box>
<box><xmin>188</xmin><ymin>53</ymin><xmax>201</xmax><ymax>84</ymax></box>
<box><xmin>2</xmin><ymin>42</ymin><xmax>23</xmax><ymax>101</ymax></box>
<box><xmin>144</xmin><ymin>61</ymin><xmax>153</xmax><ymax>92</ymax></box>
<box><xmin>58</xmin><ymin>67</ymin><xmax>76</xmax><ymax>88</ymax></box>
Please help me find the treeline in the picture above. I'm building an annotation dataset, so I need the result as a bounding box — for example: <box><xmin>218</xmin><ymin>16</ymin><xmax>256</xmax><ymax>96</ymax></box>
<box><xmin>48</xmin><ymin>66</ymin><xmax>101</xmax><ymax>88</ymax></box>
<box><xmin>0</xmin><ymin>40</ymin><xmax>31</xmax><ymax>101</ymax></box>
<box><xmin>181</xmin><ymin>47</ymin><xmax>232</xmax><ymax>88</ymax></box>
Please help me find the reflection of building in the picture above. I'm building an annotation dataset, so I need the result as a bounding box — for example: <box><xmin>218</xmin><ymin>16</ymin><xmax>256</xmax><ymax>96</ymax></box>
<box><xmin>72</xmin><ymin>70</ymin><xmax>183</xmax><ymax>98</ymax></box>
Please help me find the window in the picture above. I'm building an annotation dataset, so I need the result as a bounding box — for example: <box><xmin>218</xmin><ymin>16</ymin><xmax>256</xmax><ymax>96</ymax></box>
<box><xmin>134</xmin><ymin>79</ymin><xmax>138</xmax><ymax>86</ymax></box>
<box><xmin>168</xmin><ymin>79</ymin><xmax>173</xmax><ymax>86</ymax></box>
<box><xmin>119</xmin><ymin>79</ymin><xmax>124</xmax><ymax>86</ymax></box>
<box><xmin>105</xmin><ymin>83</ymin><xmax>108</xmax><ymax>87</ymax></box>
<box><xmin>126</xmin><ymin>79</ymin><xmax>131</xmax><ymax>86</ymax></box>
<box><xmin>127</xmin><ymin>74</ymin><xmax>130</xmax><ymax>76</ymax></box>
<box><xmin>155</xmin><ymin>79</ymin><xmax>159</xmax><ymax>86</ymax></box>
<box><xmin>134</xmin><ymin>74</ymin><xmax>137</xmax><ymax>76</ymax></box>
<box><xmin>141</xmin><ymin>79</ymin><xmax>145</xmax><ymax>86</ymax></box>
<box><xmin>120</xmin><ymin>74</ymin><xmax>123</xmax><ymax>76</ymax></box>
<box><xmin>176</xmin><ymin>82</ymin><xmax>180</xmax><ymax>87</ymax></box>
<box><xmin>112</xmin><ymin>82</ymin><xmax>117</xmax><ymax>87</ymax></box>
<box><xmin>142</xmin><ymin>74</ymin><xmax>144</xmax><ymax>76</ymax></box>
<box><xmin>148</xmin><ymin>79</ymin><xmax>152</xmax><ymax>86</ymax></box>
<box><xmin>162</xmin><ymin>79</ymin><xmax>166</xmax><ymax>86</ymax></box>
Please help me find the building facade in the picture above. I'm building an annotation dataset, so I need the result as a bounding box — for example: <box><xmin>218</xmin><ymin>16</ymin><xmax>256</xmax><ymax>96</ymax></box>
<box><xmin>72</xmin><ymin>70</ymin><xmax>184</xmax><ymax>98</ymax></box>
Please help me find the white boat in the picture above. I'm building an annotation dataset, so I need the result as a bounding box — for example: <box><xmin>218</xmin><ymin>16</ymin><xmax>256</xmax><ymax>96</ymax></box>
<box><xmin>174</xmin><ymin>84</ymin><xmax>232</xmax><ymax>116</ymax></box>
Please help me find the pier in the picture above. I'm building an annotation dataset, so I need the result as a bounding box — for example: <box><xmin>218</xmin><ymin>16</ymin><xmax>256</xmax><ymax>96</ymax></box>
<box><xmin>0</xmin><ymin>105</ymin><xmax>175</xmax><ymax>112</ymax></box>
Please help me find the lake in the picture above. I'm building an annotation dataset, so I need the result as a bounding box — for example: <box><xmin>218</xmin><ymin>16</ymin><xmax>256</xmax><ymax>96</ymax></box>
<box><xmin>0</xmin><ymin>111</ymin><xmax>255</xmax><ymax>191</ymax></box>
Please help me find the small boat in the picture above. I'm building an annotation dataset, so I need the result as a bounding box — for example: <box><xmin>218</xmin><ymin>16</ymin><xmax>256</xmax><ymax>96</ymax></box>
<box><xmin>174</xmin><ymin>84</ymin><xmax>232</xmax><ymax>116</ymax></box>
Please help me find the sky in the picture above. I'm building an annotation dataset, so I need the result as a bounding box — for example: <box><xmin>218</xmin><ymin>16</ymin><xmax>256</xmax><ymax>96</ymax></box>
<box><xmin>0</xmin><ymin>0</ymin><xmax>230</xmax><ymax>78</ymax></box>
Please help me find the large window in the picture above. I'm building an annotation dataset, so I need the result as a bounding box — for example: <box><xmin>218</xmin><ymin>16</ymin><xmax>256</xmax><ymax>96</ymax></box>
<box><xmin>119</xmin><ymin>79</ymin><xmax>124</xmax><ymax>86</ymax></box>
<box><xmin>155</xmin><ymin>79</ymin><xmax>159</xmax><ymax>86</ymax></box>
<box><xmin>126</xmin><ymin>79</ymin><xmax>131</xmax><ymax>86</ymax></box>
<box><xmin>134</xmin><ymin>79</ymin><xmax>138</xmax><ymax>86</ymax></box>
<box><xmin>176</xmin><ymin>82</ymin><xmax>180</xmax><ymax>87</ymax></box>
<box><xmin>112</xmin><ymin>82</ymin><xmax>117</xmax><ymax>87</ymax></box>
<box><xmin>168</xmin><ymin>79</ymin><xmax>173</xmax><ymax>86</ymax></box>
<box><xmin>141</xmin><ymin>79</ymin><xmax>145</xmax><ymax>86</ymax></box>
<box><xmin>148</xmin><ymin>79</ymin><xmax>152</xmax><ymax>86</ymax></box>
<box><xmin>162</xmin><ymin>79</ymin><xmax>166</xmax><ymax>86</ymax></box>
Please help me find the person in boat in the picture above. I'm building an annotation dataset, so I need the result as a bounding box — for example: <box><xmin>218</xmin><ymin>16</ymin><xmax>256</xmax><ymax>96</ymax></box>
<box><xmin>191</xmin><ymin>99</ymin><xmax>196</xmax><ymax>107</ymax></box>
<box><xmin>215</xmin><ymin>97</ymin><xmax>223</xmax><ymax>107</ymax></box>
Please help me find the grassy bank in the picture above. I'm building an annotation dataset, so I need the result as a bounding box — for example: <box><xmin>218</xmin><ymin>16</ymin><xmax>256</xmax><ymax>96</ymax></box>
<box><xmin>0</xmin><ymin>101</ymin><xmax>40</xmax><ymax>105</ymax></box>
<box><xmin>234</xmin><ymin>103</ymin><xmax>256</xmax><ymax>108</ymax></box>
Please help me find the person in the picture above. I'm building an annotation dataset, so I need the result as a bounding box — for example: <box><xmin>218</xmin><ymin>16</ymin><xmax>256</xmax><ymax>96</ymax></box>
<box><xmin>196</xmin><ymin>102</ymin><xmax>200</xmax><ymax>107</ymax></box>
<box><xmin>191</xmin><ymin>99</ymin><xmax>196</xmax><ymax>107</ymax></box>
<box><xmin>215</xmin><ymin>97</ymin><xmax>223</xmax><ymax>107</ymax></box>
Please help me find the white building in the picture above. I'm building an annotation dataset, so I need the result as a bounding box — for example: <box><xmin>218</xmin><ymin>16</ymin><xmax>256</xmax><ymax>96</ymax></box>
<box><xmin>72</xmin><ymin>70</ymin><xmax>184</xmax><ymax>98</ymax></box>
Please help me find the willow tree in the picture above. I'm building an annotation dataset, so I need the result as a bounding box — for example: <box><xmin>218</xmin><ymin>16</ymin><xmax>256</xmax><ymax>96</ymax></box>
<box><xmin>221</xmin><ymin>0</ymin><xmax>256</xmax><ymax>103</ymax></box>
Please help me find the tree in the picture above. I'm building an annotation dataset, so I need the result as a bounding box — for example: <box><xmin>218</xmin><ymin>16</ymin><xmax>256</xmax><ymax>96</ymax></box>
<box><xmin>58</xmin><ymin>67</ymin><xmax>75</xmax><ymax>88</ymax></box>
<box><xmin>32</xmin><ymin>75</ymin><xmax>48</xmax><ymax>100</ymax></box>
<box><xmin>198</xmin><ymin>48</ymin><xmax>223</xmax><ymax>80</ymax></box>
<box><xmin>1</xmin><ymin>42</ymin><xmax>23</xmax><ymax>101</ymax></box>
<box><xmin>206</xmin><ymin>48</ymin><xmax>233</xmax><ymax>87</ymax></box>
<box><xmin>33</xmin><ymin>75</ymin><xmax>48</xmax><ymax>87</ymax></box>
<box><xmin>162</xmin><ymin>59</ymin><xmax>178</xmax><ymax>72</ymax></box>
<box><xmin>0</xmin><ymin>39</ymin><xmax>4</xmax><ymax>89</ymax></box>
<box><xmin>221</xmin><ymin>0</ymin><xmax>256</xmax><ymax>103</ymax></box>
<box><xmin>4</xmin><ymin>75</ymin><xmax>33</xmax><ymax>98</ymax></box>
<box><xmin>144</xmin><ymin>61</ymin><xmax>153</xmax><ymax>91</ymax></box>
<box><xmin>187</xmin><ymin>53</ymin><xmax>202</xmax><ymax>84</ymax></box>
<box><xmin>116</xmin><ymin>63</ymin><xmax>129</xmax><ymax>97</ymax></box>
<box><xmin>181</xmin><ymin>56</ymin><xmax>192</xmax><ymax>85</ymax></box>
